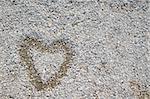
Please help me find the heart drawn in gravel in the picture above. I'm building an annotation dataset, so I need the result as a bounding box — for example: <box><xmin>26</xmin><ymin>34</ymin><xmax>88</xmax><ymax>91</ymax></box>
<box><xmin>19</xmin><ymin>36</ymin><xmax>74</xmax><ymax>91</ymax></box>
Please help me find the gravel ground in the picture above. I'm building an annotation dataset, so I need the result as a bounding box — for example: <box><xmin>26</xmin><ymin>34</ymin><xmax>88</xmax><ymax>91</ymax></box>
<box><xmin>0</xmin><ymin>0</ymin><xmax>150</xmax><ymax>99</ymax></box>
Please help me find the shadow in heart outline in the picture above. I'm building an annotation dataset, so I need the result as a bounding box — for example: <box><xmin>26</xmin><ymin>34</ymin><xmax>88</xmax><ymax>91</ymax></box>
<box><xmin>19</xmin><ymin>36</ymin><xmax>74</xmax><ymax>91</ymax></box>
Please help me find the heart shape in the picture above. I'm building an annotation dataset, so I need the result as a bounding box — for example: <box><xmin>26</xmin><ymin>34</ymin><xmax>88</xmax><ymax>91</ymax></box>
<box><xmin>19</xmin><ymin>36</ymin><xmax>74</xmax><ymax>91</ymax></box>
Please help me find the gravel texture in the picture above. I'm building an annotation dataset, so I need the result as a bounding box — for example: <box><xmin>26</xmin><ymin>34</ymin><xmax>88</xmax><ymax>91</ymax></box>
<box><xmin>0</xmin><ymin>0</ymin><xmax>150</xmax><ymax>99</ymax></box>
